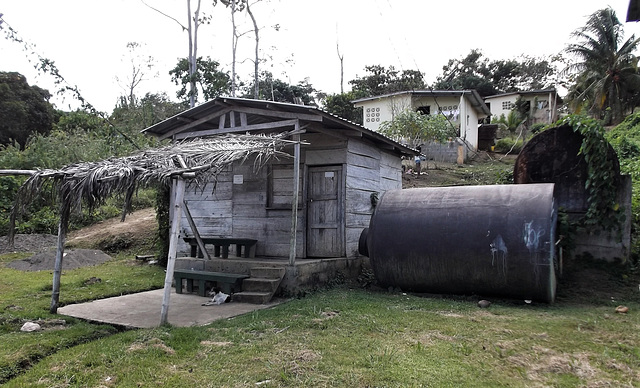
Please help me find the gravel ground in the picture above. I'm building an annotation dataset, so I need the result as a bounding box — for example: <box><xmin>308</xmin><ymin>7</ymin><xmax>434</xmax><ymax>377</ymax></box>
<box><xmin>0</xmin><ymin>234</ymin><xmax>59</xmax><ymax>254</ymax></box>
<box><xmin>1</xmin><ymin>234</ymin><xmax>112</xmax><ymax>271</ymax></box>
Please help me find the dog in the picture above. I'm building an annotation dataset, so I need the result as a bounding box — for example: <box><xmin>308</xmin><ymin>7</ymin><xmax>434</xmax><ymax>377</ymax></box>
<box><xmin>201</xmin><ymin>287</ymin><xmax>230</xmax><ymax>306</ymax></box>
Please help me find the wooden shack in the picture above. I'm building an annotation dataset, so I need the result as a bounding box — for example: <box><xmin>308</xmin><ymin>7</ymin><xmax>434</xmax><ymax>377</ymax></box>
<box><xmin>142</xmin><ymin>97</ymin><xmax>417</xmax><ymax>292</ymax></box>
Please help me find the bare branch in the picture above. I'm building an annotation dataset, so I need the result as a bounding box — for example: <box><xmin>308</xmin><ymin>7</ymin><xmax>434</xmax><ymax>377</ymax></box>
<box><xmin>140</xmin><ymin>0</ymin><xmax>187</xmax><ymax>31</ymax></box>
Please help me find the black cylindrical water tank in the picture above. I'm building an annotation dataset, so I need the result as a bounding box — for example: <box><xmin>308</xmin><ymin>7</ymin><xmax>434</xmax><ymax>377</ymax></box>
<box><xmin>359</xmin><ymin>184</ymin><xmax>557</xmax><ymax>302</ymax></box>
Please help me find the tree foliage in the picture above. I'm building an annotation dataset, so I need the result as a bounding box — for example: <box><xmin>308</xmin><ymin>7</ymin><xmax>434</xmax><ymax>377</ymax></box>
<box><xmin>432</xmin><ymin>49</ymin><xmax>557</xmax><ymax>97</ymax></box>
<box><xmin>240</xmin><ymin>71</ymin><xmax>319</xmax><ymax>105</ymax></box>
<box><xmin>323</xmin><ymin>91</ymin><xmax>364</xmax><ymax>124</ymax></box>
<box><xmin>0</xmin><ymin>72</ymin><xmax>55</xmax><ymax>149</ymax></box>
<box><xmin>110</xmin><ymin>92</ymin><xmax>185</xmax><ymax>133</ymax></box>
<box><xmin>169</xmin><ymin>56</ymin><xmax>231</xmax><ymax>104</ymax></box>
<box><xmin>606</xmin><ymin>112</ymin><xmax>640</xmax><ymax>254</ymax></box>
<box><xmin>493</xmin><ymin>110</ymin><xmax>524</xmax><ymax>135</ymax></box>
<box><xmin>564</xmin><ymin>7</ymin><xmax>640</xmax><ymax>125</ymax></box>
<box><xmin>0</xmin><ymin>104</ymin><xmax>165</xmax><ymax>235</ymax></box>
<box><xmin>349</xmin><ymin>65</ymin><xmax>425</xmax><ymax>97</ymax></box>
<box><xmin>559</xmin><ymin>115</ymin><xmax>623</xmax><ymax>231</ymax></box>
<box><xmin>378</xmin><ymin>110</ymin><xmax>455</xmax><ymax>149</ymax></box>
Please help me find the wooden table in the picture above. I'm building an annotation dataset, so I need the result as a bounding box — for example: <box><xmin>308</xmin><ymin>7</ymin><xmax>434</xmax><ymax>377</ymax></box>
<box><xmin>183</xmin><ymin>237</ymin><xmax>258</xmax><ymax>259</ymax></box>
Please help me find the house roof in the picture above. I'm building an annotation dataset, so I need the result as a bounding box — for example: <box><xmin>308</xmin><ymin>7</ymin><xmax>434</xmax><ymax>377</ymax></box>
<box><xmin>142</xmin><ymin>97</ymin><xmax>418</xmax><ymax>156</ymax></box>
<box><xmin>483</xmin><ymin>88</ymin><xmax>559</xmax><ymax>100</ymax></box>
<box><xmin>351</xmin><ymin>90</ymin><xmax>491</xmax><ymax>117</ymax></box>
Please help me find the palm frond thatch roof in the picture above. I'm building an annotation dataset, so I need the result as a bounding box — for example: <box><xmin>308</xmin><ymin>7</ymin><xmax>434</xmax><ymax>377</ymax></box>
<box><xmin>9</xmin><ymin>133</ymin><xmax>296</xmax><ymax>243</ymax></box>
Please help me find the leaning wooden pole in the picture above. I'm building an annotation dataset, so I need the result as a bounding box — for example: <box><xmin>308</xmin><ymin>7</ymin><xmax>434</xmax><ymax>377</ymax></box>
<box><xmin>288</xmin><ymin>127</ymin><xmax>301</xmax><ymax>266</ymax></box>
<box><xmin>50</xmin><ymin>206</ymin><xmax>70</xmax><ymax>314</ymax></box>
<box><xmin>160</xmin><ymin>177</ymin><xmax>186</xmax><ymax>325</ymax></box>
<box><xmin>183</xmin><ymin>200</ymin><xmax>210</xmax><ymax>260</ymax></box>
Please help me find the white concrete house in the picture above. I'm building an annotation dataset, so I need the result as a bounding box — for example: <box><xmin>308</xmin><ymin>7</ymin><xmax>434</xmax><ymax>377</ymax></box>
<box><xmin>484</xmin><ymin>88</ymin><xmax>561</xmax><ymax>125</ymax></box>
<box><xmin>352</xmin><ymin>90</ymin><xmax>490</xmax><ymax>151</ymax></box>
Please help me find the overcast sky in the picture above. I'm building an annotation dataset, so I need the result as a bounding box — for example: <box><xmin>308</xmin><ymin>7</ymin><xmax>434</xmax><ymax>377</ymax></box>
<box><xmin>2</xmin><ymin>0</ymin><xmax>640</xmax><ymax>112</ymax></box>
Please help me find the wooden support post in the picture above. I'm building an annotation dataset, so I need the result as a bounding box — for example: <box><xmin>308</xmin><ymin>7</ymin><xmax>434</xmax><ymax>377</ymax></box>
<box><xmin>289</xmin><ymin>123</ymin><xmax>301</xmax><ymax>266</ymax></box>
<box><xmin>50</xmin><ymin>206</ymin><xmax>70</xmax><ymax>314</ymax></box>
<box><xmin>160</xmin><ymin>178</ymin><xmax>186</xmax><ymax>325</ymax></box>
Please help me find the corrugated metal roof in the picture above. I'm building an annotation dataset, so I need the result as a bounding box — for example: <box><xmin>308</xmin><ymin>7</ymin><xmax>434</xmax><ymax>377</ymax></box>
<box><xmin>141</xmin><ymin>97</ymin><xmax>418</xmax><ymax>156</ymax></box>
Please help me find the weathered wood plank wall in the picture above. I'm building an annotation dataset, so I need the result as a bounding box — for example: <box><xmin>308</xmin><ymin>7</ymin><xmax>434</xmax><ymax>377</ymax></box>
<box><xmin>180</xmin><ymin>154</ymin><xmax>305</xmax><ymax>258</ymax></box>
<box><xmin>177</xmin><ymin>132</ymin><xmax>403</xmax><ymax>260</ymax></box>
<box><xmin>344</xmin><ymin>139</ymin><xmax>402</xmax><ymax>258</ymax></box>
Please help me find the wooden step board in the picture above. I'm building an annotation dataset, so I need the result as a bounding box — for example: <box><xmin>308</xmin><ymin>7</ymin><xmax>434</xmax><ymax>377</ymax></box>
<box><xmin>233</xmin><ymin>267</ymin><xmax>285</xmax><ymax>304</ymax></box>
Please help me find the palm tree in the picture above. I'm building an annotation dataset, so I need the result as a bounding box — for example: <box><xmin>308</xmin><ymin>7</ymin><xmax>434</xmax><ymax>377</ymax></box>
<box><xmin>564</xmin><ymin>7</ymin><xmax>640</xmax><ymax>125</ymax></box>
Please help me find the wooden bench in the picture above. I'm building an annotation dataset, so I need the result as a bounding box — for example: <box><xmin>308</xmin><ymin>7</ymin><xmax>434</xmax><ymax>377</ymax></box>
<box><xmin>173</xmin><ymin>269</ymin><xmax>249</xmax><ymax>296</ymax></box>
<box><xmin>183</xmin><ymin>237</ymin><xmax>258</xmax><ymax>259</ymax></box>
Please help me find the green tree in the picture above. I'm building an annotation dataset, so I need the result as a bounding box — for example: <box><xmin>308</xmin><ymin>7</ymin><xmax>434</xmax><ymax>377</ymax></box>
<box><xmin>564</xmin><ymin>7</ymin><xmax>640</xmax><ymax>125</ymax></box>
<box><xmin>432</xmin><ymin>50</ymin><xmax>497</xmax><ymax>96</ymax></box>
<box><xmin>241</xmin><ymin>71</ymin><xmax>319</xmax><ymax>106</ymax></box>
<box><xmin>493</xmin><ymin>111</ymin><xmax>524</xmax><ymax>135</ymax></box>
<box><xmin>433</xmin><ymin>49</ymin><xmax>558</xmax><ymax>96</ymax></box>
<box><xmin>169</xmin><ymin>56</ymin><xmax>231</xmax><ymax>104</ymax></box>
<box><xmin>0</xmin><ymin>72</ymin><xmax>55</xmax><ymax>149</ymax></box>
<box><xmin>110</xmin><ymin>92</ymin><xmax>185</xmax><ymax>133</ymax></box>
<box><xmin>323</xmin><ymin>91</ymin><xmax>364</xmax><ymax>124</ymax></box>
<box><xmin>349</xmin><ymin>65</ymin><xmax>425</xmax><ymax>97</ymax></box>
<box><xmin>378</xmin><ymin>110</ymin><xmax>454</xmax><ymax>149</ymax></box>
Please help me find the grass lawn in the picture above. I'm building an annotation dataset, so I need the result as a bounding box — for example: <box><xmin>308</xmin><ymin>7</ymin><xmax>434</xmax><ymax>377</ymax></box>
<box><xmin>0</xmin><ymin>252</ymin><xmax>166</xmax><ymax>384</ymax></box>
<box><xmin>2</xmin><ymin>248</ymin><xmax>640</xmax><ymax>387</ymax></box>
<box><xmin>2</xmin><ymin>153</ymin><xmax>639</xmax><ymax>387</ymax></box>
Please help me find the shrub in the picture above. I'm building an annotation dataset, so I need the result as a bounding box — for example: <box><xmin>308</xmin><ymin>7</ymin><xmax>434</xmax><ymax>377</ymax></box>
<box><xmin>530</xmin><ymin>123</ymin><xmax>547</xmax><ymax>134</ymax></box>
<box><xmin>494</xmin><ymin>169</ymin><xmax>514</xmax><ymax>184</ymax></box>
<box><xmin>14</xmin><ymin>206</ymin><xmax>59</xmax><ymax>235</ymax></box>
<box><xmin>0</xmin><ymin>111</ymin><xmax>162</xmax><ymax>237</ymax></box>
<box><xmin>494</xmin><ymin>137</ymin><xmax>524</xmax><ymax>153</ymax></box>
<box><xmin>607</xmin><ymin>114</ymin><xmax>640</xmax><ymax>260</ymax></box>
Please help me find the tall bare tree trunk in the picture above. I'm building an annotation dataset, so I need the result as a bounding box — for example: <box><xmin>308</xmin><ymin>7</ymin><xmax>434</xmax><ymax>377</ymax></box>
<box><xmin>336</xmin><ymin>26</ymin><xmax>344</xmax><ymax>94</ymax></box>
<box><xmin>141</xmin><ymin>0</ymin><xmax>201</xmax><ymax>108</ymax></box>
<box><xmin>337</xmin><ymin>42</ymin><xmax>344</xmax><ymax>94</ymax></box>
<box><xmin>187</xmin><ymin>0</ymin><xmax>201</xmax><ymax>108</ymax></box>
<box><xmin>230</xmin><ymin>1</ymin><xmax>238</xmax><ymax>97</ymax></box>
<box><xmin>246</xmin><ymin>1</ymin><xmax>260</xmax><ymax>99</ymax></box>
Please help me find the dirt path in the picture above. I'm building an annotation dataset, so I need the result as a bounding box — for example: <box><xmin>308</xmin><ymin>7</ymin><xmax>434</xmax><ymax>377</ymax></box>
<box><xmin>67</xmin><ymin>208</ymin><xmax>156</xmax><ymax>246</ymax></box>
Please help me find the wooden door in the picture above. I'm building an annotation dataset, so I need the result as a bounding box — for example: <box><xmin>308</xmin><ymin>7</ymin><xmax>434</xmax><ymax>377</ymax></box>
<box><xmin>307</xmin><ymin>166</ymin><xmax>344</xmax><ymax>257</ymax></box>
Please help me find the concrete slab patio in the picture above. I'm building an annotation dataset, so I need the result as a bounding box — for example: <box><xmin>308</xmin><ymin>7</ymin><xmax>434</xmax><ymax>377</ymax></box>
<box><xmin>58</xmin><ymin>289</ymin><xmax>284</xmax><ymax>329</ymax></box>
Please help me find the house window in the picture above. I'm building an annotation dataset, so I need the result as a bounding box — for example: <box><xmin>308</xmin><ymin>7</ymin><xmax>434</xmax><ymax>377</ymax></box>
<box><xmin>267</xmin><ymin>164</ymin><xmax>303</xmax><ymax>209</ymax></box>
<box><xmin>366</xmin><ymin>107</ymin><xmax>381</xmax><ymax>122</ymax></box>
<box><xmin>417</xmin><ymin>106</ymin><xmax>430</xmax><ymax>115</ymax></box>
<box><xmin>502</xmin><ymin>101</ymin><xmax>513</xmax><ymax>110</ymax></box>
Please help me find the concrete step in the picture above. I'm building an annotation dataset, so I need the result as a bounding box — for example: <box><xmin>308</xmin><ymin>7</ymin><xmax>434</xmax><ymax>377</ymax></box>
<box><xmin>232</xmin><ymin>291</ymin><xmax>272</xmax><ymax>304</ymax></box>
<box><xmin>250</xmin><ymin>266</ymin><xmax>285</xmax><ymax>279</ymax></box>
<box><xmin>242</xmin><ymin>278</ymin><xmax>281</xmax><ymax>293</ymax></box>
<box><xmin>234</xmin><ymin>266</ymin><xmax>286</xmax><ymax>304</ymax></box>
